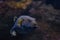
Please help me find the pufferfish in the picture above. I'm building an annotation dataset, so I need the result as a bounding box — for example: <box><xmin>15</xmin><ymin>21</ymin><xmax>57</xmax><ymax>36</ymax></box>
<box><xmin>6</xmin><ymin>0</ymin><xmax>32</xmax><ymax>9</ymax></box>
<box><xmin>10</xmin><ymin>15</ymin><xmax>38</xmax><ymax>36</ymax></box>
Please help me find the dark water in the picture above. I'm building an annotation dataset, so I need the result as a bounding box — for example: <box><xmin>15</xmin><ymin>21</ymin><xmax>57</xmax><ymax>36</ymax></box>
<box><xmin>46</xmin><ymin>0</ymin><xmax>60</xmax><ymax>9</ymax></box>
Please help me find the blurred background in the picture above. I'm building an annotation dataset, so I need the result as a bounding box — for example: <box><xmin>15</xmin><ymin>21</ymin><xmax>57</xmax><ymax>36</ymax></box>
<box><xmin>0</xmin><ymin>0</ymin><xmax>60</xmax><ymax>40</ymax></box>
